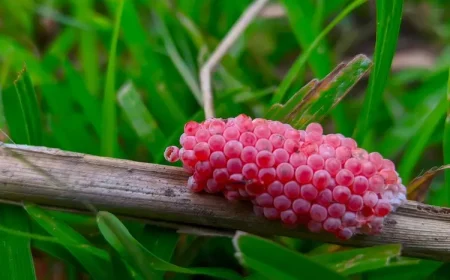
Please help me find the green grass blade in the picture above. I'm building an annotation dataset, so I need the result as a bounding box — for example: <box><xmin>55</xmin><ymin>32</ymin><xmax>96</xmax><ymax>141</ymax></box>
<box><xmin>2</xmin><ymin>67</ymin><xmax>42</xmax><ymax>145</ymax></box>
<box><xmin>0</xmin><ymin>205</ymin><xmax>36</xmax><ymax>280</ymax></box>
<box><xmin>110</xmin><ymin>254</ymin><xmax>145</xmax><ymax>280</ymax></box>
<box><xmin>25</xmin><ymin>204</ymin><xmax>113</xmax><ymax>280</ymax></box>
<box><xmin>97</xmin><ymin>211</ymin><xmax>242</xmax><ymax>280</ymax></box>
<box><xmin>398</xmin><ymin>99</ymin><xmax>446</xmax><ymax>184</ymax></box>
<box><xmin>135</xmin><ymin>225</ymin><xmax>179</xmax><ymax>280</ymax></box>
<box><xmin>444</xmin><ymin>67</ymin><xmax>450</xmax><ymax>206</ymax></box>
<box><xmin>363</xmin><ymin>260</ymin><xmax>442</xmax><ymax>280</ymax></box>
<box><xmin>233</xmin><ymin>232</ymin><xmax>347</xmax><ymax>280</ymax></box>
<box><xmin>63</xmin><ymin>62</ymin><xmax>102</xmax><ymax>136</ymax></box>
<box><xmin>31</xmin><ymin>221</ymin><xmax>82</xmax><ymax>268</ymax></box>
<box><xmin>271</xmin><ymin>0</ymin><xmax>367</xmax><ymax>104</ymax></box>
<box><xmin>2</xmin><ymin>86</ymin><xmax>29</xmax><ymax>143</ymax></box>
<box><xmin>0</xmin><ymin>67</ymin><xmax>42</xmax><ymax>280</ymax></box>
<box><xmin>16</xmin><ymin>68</ymin><xmax>42</xmax><ymax>145</ymax></box>
<box><xmin>265</xmin><ymin>79</ymin><xmax>318</xmax><ymax>120</ymax></box>
<box><xmin>378</xmin><ymin>74</ymin><xmax>447</xmax><ymax>158</ymax></box>
<box><xmin>267</xmin><ymin>55</ymin><xmax>371</xmax><ymax>128</ymax></box>
<box><xmin>117</xmin><ymin>81</ymin><xmax>166</xmax><ymax>162</ymax></box>
<box><xmin>279</xmin><ymin>0</ymin><xmax>332</xmax><ymax>78</ymax></box>
<box><xmin>40</xmin><ymin>83</ymin><xmax>98</xmax><ymax>154</ymax></box>
<box><xmin>154</xmin><ymin>15</ymin><xmax>202</xmax><ymax>105</ymax></box>
<box><xmin>293</xmin><ymin>55</ymin><xmax>372</xmax><ymax>128</ymax></box>
<box><xmin>101</xmin><ymin>0</ymin><xmax>124</xmax><ymax>157</ymax></box>
<box><xmin>311</xmin><ymin>244</ymin><xmax>418</xmax><ymax>275</ymax></box>
<box><xmin>353</xmin><ymin>0</ymin><xmax>404</xmax><ymax>143</ymax></box>
<box><xmin>111</xmin><ymin>0</ymin><xmax>188</xmax><ymax>132</ymax></box>
<box><xmin>73</xmin><ymin>0</ymin><xmax>100</xmax><ymax>96</ymax></box>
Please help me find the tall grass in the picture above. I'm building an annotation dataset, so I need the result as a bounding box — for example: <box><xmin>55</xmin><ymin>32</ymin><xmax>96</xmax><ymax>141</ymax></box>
<box><xmin>1</xmin><ymin>0</ymin><xmax>450</xmax><ymax>279</ymax></box>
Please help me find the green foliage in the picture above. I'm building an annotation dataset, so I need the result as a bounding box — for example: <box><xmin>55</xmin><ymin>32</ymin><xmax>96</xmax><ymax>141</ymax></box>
<box><xmin>25</xmin><ymin>204</ymin><xmax>113</xmax><ymax>280</ymax></box>
<box><xmin>1</xmin><ymin>0</ymin><xmax>450</xmax><ymax>279</ymax></box>
<box><xmin>353</xmin><ymin>0</ymin><xmax>404</xmax><ymax>143</ymax></box>
<box><xmin>444</xmin><ymin>67</ymin><xmax>450</xmax><ymax>206</ymax></box>
<box><xmin>233</xmin><ymin>232</ymin><xmax>347</xmax><ymax>280</ymax></box>
<box><xmin>0</xmin><ymin>205</ymin><xmax>36</xmax><ymax>280</ymax></box>
<box><xmin>101</xmin><ymin>0</ymin><xmax>124</xmax><ymax>157</ymax></box>
<box><xmin>97</xmin><ymin>211</ymin><xmax>242</xmax><ymax>280</ymax></box>
<box><xmin>267</xmin><ymin>54</ymin><xmax>371</xmax><ymax>128</ymax></box>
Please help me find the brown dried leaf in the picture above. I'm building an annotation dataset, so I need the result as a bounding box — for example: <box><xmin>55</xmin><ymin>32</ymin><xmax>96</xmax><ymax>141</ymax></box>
<box><xmin>407</xmin><ymin>164</ymin><xmax>450</xmax><ymax>202</ymax></box>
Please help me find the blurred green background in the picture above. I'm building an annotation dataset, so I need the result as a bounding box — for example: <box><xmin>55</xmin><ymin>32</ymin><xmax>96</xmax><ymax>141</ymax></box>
<box><xmin>2</xmin><ymin>0</ymin><xmax>450</xmax><ymax>279</ymax></box>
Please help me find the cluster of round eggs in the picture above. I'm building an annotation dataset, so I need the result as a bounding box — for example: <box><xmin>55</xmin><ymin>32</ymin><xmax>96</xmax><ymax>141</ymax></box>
<box><xmin>164</xmin><ymin>114</ymin><xmax>406</xmax><ymax>239</ymax></box>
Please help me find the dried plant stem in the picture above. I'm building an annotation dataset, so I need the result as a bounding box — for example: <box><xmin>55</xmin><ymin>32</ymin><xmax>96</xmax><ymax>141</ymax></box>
<box><xmin>2</xmin><ymin>144</ymin><xmax>450</xmax><ymax>261</ymax></box>
<box><xmin>200</xmin><ymin>0</ymin><xmax>270</xmax><ymax>119</ymax></box>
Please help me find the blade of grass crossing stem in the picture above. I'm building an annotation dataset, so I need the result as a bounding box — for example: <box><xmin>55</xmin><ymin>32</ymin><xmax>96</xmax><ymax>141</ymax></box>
<box><xmin>271</xmin><ymin>0</ymin><xmax>367</xmax><ymax>105</ymax></box>
<box><xmin>0</xmin><ymin>205</ymin><xmax>36</xmax><ymax>280</ymax></box>
<box><xmin>101</xmin><ymin>0</ymin><xmax>124</xmax><ymax>157</ymax></box>
<box><xmin>444</xmin><ymin>67</ymin><xmax>450</xmax><ymax>206</ymax></box>
<box><xmin>73</xmin><ymin>0</ymin><xmax>100</xmax><ymax>96</ymax></box>
<box><xmin>353</xmin><ymin>0</ymin><xmax>403</xmax><ymax>144</ymax></box>
<box><xmin>117</xmin><ymin>81</ymin><xmax>166</xmax><ymax>162</ymax></box>
<box><xmin>232</xmin><ymin>232</ymin><xmax>347</xmax><ymax>280</ymax></box>
<box><xmin>25</xmin><ymin>204</ymin><xmax>113</xmax><ymax>280</ymax></box>
<box><xmin>0</xmin><ymin>67</ymin><xmax>42</xmax><ymax>280</ymax></box>
<box><xmin>398</xmin><ymin>99</ymin><xmax>446</xmax><ymax>184</ymax></box>
<box><xmin>97</xmin><ymin>211</ymin><xmax>243</xmax><ymax>280</ymax></box>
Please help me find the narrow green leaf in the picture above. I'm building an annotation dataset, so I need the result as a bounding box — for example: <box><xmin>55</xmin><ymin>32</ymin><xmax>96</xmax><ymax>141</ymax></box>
<box><xmin>2</xmin><ymin>86</ymin><xmax>28</xmax><ymax>144</ymax></box>
<box><xmin>311</xmin><ymin>244</ymin><xmax>418</xmax><ymax>275</ymax></box>
<box><xmin>266</xmin><ymin>79</ymin><xmax>318</xmax><ymax>120</ymax></box>
<box><xmin>233</xmin><ymin>232</ymin><xmax>347</xmax><ymax>280</ymax></box>
<box><xmin>398</xmin><ymin>99</ymin><xmax>446</xmax><ymax>184</ymax></box>
<box><xmin>293</xmin><ymin>55</ymin><xmax>372</xmax><ymax>128</ymax></box>
<box><xmin>2</xmin><ymin>67</ymin><xmax>42</xmax><ymax>145</ymax></box>
<box><xmin>111</xmin><ymin>253</ymin><xmax>144</xmax><ymax>280</ymax></box>
<box><xmin>97</xmin><ymin>211</ymin><xmax>242</xmax><ymax>280</ymax></box>
<box><xmin>25</xmin><ymin>204</ymin><xmax>113</xmax><ymax>280</ymax></box>
<box><xmin>353</xmin><ymin>0</ymin><xmax>404</xmax><ymax>143</ymax></box>
<box><xmin>364</xmin><ymin>260</ymin><xmax>442</xmax><ymax>280</ymax></box>
<box><xmin>268</xmin><ymin>55</ymin><xmax>371</xmax><ymax>128</ymax></box>
<box><xmin>40</xmin><ymin>83</ymin><xmax>98</xmax><ymax>155</ymax></box>
<box><xmin>379</xmin><ymin>74</ymin><xmax>447</xmax><ymax>158</ymax></box>
<box><xmin>136</xmin><ymin>225</ymin><xmax>179</xmax><ymax>280</ymax></box>
<box><xmin>111</xmin><ymin>0</ymin><xmax>188</xmax><ymax>131</ymax></box>
<box><xmin>117</xmin><ymin>81</ymin><xmax>166</xmax><ymax>162</ymax></box>
<box><xmin>271</xmin><ymin>0</ymin><xmax>367</xmax><ymax>104</ymax></box>
<box><xmin>73</xmin><ymin>0</ymin><xmax>100</xmax><ymax>96</ymax></box>
<box><xmin>279</xmin><ymin>0</ymin><xmax>332</xmax><ymax>78</ymax></box>
<box><xmin>15</xmin><ymin>67</ymin><xmax>42</xmax><ymax>145</ymax></box>
<box><xmin>31</xmin><ymin>221</ymin><xmax>81</xmax><ymax>268</ymax></box>
<box><xmin>154</xmin><ymin>14</ymin><xmax>202</xmax><ymax>105</ymax></box>
<box><xmin>444</xmin><ymin>67</ymin><xmax>450</xmax><ymax>207</ymax></box>
<box><xmin>0</xmin><ymin>67</ymin><xmax>41</xmax><ymax>280</ymax></box>
<box><xmin>0</xmin><ymin>205</ymin><xmax>36</xmax><ymax>280</ymax></box>
<box><xmin>101</xmin><ymin>0</ymin><xmax>124</xmax><ymax>157</ymax></box>
<box><xmin>62</xmin><ymin>62</ymin><xmax>102</xmax><ymax>135</ymax></box>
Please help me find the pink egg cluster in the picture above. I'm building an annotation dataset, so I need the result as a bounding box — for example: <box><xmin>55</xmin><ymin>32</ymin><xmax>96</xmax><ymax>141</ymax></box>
<box><xmin>164</xmin><ymin>114</ymin><xmax>407</xmax><ymax>240</ymax></box>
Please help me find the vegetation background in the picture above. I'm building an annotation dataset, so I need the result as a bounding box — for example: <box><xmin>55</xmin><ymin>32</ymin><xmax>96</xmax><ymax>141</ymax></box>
<box><xmin>1</xmin><ymin>0</ymin><xmax>450</xmax><ymax>279</ymax></box>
